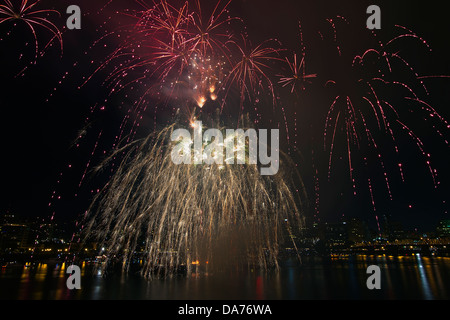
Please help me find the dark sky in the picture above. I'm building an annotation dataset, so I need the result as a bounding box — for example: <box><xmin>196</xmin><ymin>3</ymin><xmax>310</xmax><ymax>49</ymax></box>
<box><xmin>0</xmin><ymin>0</ymin><xmax>449</xmax><ymax>232</ymax></box>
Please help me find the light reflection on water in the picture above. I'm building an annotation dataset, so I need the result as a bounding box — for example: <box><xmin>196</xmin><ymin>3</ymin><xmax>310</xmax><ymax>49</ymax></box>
<box><xmin>1</xmin><ymin>254</ymin><xmax>449</xmax><ymax>299</ymax></box>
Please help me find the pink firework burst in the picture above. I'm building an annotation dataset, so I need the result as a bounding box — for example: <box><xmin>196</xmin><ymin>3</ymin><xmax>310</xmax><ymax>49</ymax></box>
<box><xmin>0</xmin><ymin>0</ymin><xmax>63</xmax><ymax>60</ymax></box>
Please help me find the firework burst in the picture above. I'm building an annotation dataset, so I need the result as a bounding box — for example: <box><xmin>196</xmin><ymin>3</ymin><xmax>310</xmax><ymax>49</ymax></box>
<box><xmin>225</xmin><ymin>37</ymin><xmax>284</xmax><ymax>112</ymax></box>
<box><xmin>278</xmin><ymin>53</ymin><xmax>317</xmax><ymax>94</ymax></box>
<box><xmin>82</xmin><ymin>0</ymin><xmax>283</xmax><ymax>122</ymax></box>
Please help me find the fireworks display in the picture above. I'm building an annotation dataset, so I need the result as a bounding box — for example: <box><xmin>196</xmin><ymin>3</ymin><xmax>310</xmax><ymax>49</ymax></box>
<box><xmin>315</xmin><ymin>19</ymin><xmax>449</xmax><ymax>231</ymax></box>
<box><xmin>1</xmin><ymin>0</ymin><xmax>449</xmax><ymax>279</ymax></box>
<box><xmin>80</xmin><ymin>0</ymin><xmax>283</xmax><ymax>122</ymax></box>
<box><xmin>82</xmin><ymin>115</ymin><xmax>303</xmax><ymax>277</ymax></box>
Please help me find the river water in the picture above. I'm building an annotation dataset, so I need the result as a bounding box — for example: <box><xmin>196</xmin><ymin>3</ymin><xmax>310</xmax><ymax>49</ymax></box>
<box><xmin>1</xmin><ymin>254</ymin><xmax>449</xmax><ymax>300</ymax></box>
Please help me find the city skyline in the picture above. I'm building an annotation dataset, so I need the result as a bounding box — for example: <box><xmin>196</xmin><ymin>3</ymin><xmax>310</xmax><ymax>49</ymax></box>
<box><xmin>2</xmin><ymin>211</ymin><xmax>449</xmax><ymax>259</ymax></box>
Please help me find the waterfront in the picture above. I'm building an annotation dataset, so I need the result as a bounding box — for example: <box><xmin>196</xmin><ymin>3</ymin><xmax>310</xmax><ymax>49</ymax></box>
<box><xmin>1</xmin><ymin>254</ymin><xmax>449</xmax><ymax>300</ymax></box>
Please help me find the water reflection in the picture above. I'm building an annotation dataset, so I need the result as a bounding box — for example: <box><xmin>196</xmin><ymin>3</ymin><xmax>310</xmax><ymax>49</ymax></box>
<box><xmin>0</xmin><ymin>254</ymin><xmax>449</xmax><ymax>299</ymax></box>
<box><xmin>415</xmin><ymin>254</ymin><xmax>433</xmax><ymax>299</ymax></box>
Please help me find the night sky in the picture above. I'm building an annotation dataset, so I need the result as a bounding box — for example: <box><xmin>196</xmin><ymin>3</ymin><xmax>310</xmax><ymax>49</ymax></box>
<box><xmin>1</xmin><ymin>0</ymin><xmax>449</xmax><ymax>233</ymax></box>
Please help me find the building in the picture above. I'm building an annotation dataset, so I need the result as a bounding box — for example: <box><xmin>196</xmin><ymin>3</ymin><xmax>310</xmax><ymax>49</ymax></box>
<box><xmin>382</xmin><ymin>215</ymin><xmax>404</xmax><ymax>241</ymax></box>
<box><xmin>347</xmin><ymin>218</ymin><xmax>368</xmax><ymax>243</ymax></box>
<box><xmin>437</xmin><ymin>219</ymin><xmax>450</xmax><ymax>239</ymax></box>
<box><xmin>324</xmin><ymin>221</ymin><xmax>348</xmax><ymax>246</ymax></box>
<box><xmin>0</xmin><ymin>214</ymin><xmax>30</xmax><ymax>253</ymax></box>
